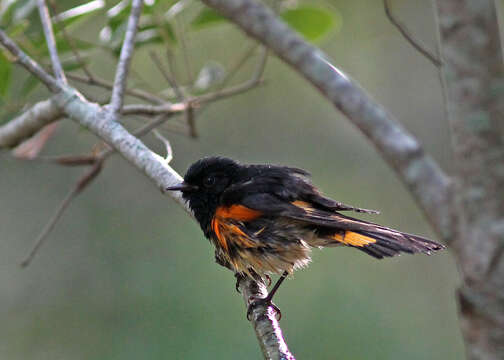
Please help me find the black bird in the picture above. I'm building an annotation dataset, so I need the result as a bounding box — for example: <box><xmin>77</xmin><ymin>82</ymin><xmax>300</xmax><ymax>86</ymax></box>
<box><xmin>167</xmin><ymin>157</ymin><xmax>445</xmax><ymax>319</ymax></box>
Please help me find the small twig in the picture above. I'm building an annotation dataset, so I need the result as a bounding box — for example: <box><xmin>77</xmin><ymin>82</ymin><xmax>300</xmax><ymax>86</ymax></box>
<box><xmin>153</xmin><ymin>129</ymin><xmax>173</xmax><ymax>163</ymax></box>
<box><xmin>48</xmin><ymin>0</ymin><xmax>95</xmax><ymax>80</ymax></box>
<box><xmin>109</xmin><ymin>0</ymin><xmax>144</xmax><ymax>115</ymax></box>
<box><xmin>149</xmin><ymin>51</ymin><xmax>184</xmax><ymax>101</ymax></box>
<box><xmin>26</xmin><ymin>154</ymin><xmax>98</xmax><ymax>166</ymax></box>
<box><xmin>196</xmin><ymin>46</ymin><xmax>267</xmax><ymax>106</ymax></box>
<box><xmin>67</xmin><ymin>73</ymin><xmax>165</xmax><ymax>104</ymax></box>
<box><xmin>221</xmin><ymin>43</ymin><xmax>259</xmax><ymax>89</ymax></box>
<box><xmin>121</xmin><ymin>102</ymin><xmax>187</xmax><ymax>116</ymax></box>
<box><xmin>0</xmin><ymin>30</ymin><xmax>61</xmax><ymax>92</ymax></box>
<box><xmin>20</xmin><ymin>161</ymin><xmax>103</xmax><ymax>267</ymax></box>
<box><xmin>384</xmin><ymin>0</ymin><xmax>441</xmax><ymax>67</ymax></box>
<box><xmin>37</xmin><ymin>0</ymin><xmax>67</xmax><ymax>83</ymax></box>
<box><xmin>175</xmin><ymin>17</ymin><xmax>194</xmax><ymax>85</ymax></box>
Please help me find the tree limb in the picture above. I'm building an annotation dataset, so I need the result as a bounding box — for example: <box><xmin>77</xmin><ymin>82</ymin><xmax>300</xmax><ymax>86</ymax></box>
<box><xmin>200</xmin><ymin>0</ymin><xmax>453</xmax><ymax>240</ymax></box>
<box><xmin>109</xmin><ymin>0</ymin><xmax>143</xmax><ymax>115</ymax></box>
<box><xmin>433</xmin><ymin>1</ymin><xmax>504</xmax><ymax>358</ymax></box>
<box><xmin>0</xmin><ymin>98</ymin><xmax>63</xmax><ymax>148</ymax></box>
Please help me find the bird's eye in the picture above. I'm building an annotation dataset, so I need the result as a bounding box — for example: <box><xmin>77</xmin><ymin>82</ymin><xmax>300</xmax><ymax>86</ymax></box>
<box><xmin>203</xmin><ymin>175</ymin><xmax>216</xmax><ymax>188</ymax></box>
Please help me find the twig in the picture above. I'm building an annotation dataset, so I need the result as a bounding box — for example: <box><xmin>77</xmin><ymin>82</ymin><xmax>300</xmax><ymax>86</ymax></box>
<box><xmin>0</xmin><ymin>30</ymin><xmax>61</xmax><ymax>92</ymax></box>
<box><xmin>153</xmin><ymin>129</ymin><xmax>173</xmax><ymax>163</ymax></box>
<box><xmin>109</xmin><ymin>0</ymin><xmax>144</xmax><ymax>115</ymax></box>
<box><xmin>175</xmin><ymin>17</ymin><xmax>194</xmax><ymax>85</ymax></box>
<box><xmin>37</xmin><ymin>0</ymin><xmax>67</xmax><ymax>83</ymax></box>
<box><xmin>67</xmin><ymin>73</ymin><xmax>165</xmax><ymax>104</ymax></box>
<box><xmin>121</xmin><ymin>102</ymin><xmax>187</xmax><ymax>116</ymax></box>
<box><xmin>149</xmin><ymin>51</ymin><xmax>184</xmax><ymax>101</ymax></box>
<box><xmin>195</xmin><ymin>46</ymin><xmax>267</xmax><ymax>105</ymax></box>
<box><xmin>383</xmin><ymin>0</ymin><xmax>441</xmax><ymax>67</ymax></box>
<box><xmin>20</xmin><ymin>161</ymin><xmax>103</xmax><ymax>267</ymax></box>
<box><xmin>48</xmin><ymin>0</ymin><xmax>95</xmax><ymax>80</ymax></box>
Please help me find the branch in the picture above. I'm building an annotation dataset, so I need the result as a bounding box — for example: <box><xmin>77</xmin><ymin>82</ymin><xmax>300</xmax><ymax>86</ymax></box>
<box><xmin>200</xmin><ymin>0</ymin><xmax>453</xmax><ymax>240</ymax></box>
<box><xmin>109</xmin><ymin>0</ymin><xmax>144</xmax><ymax>115</ymax></box>
<box><xmin>383</xmin><ymin>0</ymin><xmax>441</xmax><ymax>67</ymax></box>
<box><xmin>20</xmin><ymin>161</ymin><xmax>103</xmax><ymax>267</ymax></box>
<box><xmin>37</xmin><ymin>0</ymin><xmax>67</xmax><ymax>83</ymax></box>
<box><xmin>0</xmin><ymin>30</ymin><xmax>61</xmax><ymax>92</ymax></box>
<box><xmin>67</xmin><ymin>73</ymin><xmax>166</xmax><ymax>104</ymax></box>
<box><xmin>239</xmin><ymin>277</ymin><xmax>295</xmax><ymax>360</ymax></box>
<box><xmin>0</xmin><ymin>98</ymin><xmax>63</xmax><ymax>148</ymax></box>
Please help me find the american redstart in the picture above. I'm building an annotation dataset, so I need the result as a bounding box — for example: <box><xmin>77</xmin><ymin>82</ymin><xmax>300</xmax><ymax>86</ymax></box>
<box><xmin>167</xmin><ymin>157</ymin><xmax>445</xmax><ymax>319</ymax></box>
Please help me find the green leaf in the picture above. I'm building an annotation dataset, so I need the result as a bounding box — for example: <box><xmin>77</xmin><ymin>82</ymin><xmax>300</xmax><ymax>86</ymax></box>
<box><xmin>191</xmin><ymin>8</ymin><xmax>227</xmax><ymax>29</ymax></box>
<box><xmin>0</xmin><ymin>52</ymin><xmax>12</xmax><ymax>97</ymax></box>
<box><xmin>281</xmin><ymin>6</ymin><xmax>341</xmax><ymax>41</ymax></box>
<box><xmin>52</xmin><ymin>0</ymin><xmax>105</xmax><ymax>31</ymax></box>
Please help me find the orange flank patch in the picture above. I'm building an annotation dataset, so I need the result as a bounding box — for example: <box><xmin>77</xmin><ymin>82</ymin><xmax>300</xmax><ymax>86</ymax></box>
<box><xmin>215</xmin><ymin>205</ymin><xmax>262</xmax><ymax>221</ymax></box>
<box><xmin>211</xmin><ymin>218</ymin><xmax>227</xmax><ymax>251</ymax></box>
<box><xmin>332</xmin><ymin>231</ymin><xmax>376</xmax><ymax>247</ymax></box>
<box><xmin>211</xmin><ymin>206</ymin><xmax>261</xmax><ymax>251</ymax></box>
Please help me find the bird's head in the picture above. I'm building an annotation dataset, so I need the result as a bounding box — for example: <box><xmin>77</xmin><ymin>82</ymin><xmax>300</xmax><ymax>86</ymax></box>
<box><xmin>166</xmin><ymin>156</ymin><xmax>242</xmax><ymax>232</ymax></box>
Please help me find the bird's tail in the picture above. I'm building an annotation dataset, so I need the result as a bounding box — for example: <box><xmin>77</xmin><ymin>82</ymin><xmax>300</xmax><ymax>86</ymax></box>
<box><xmin>311</xmin><ymin>228</ymin><xmax>445</xmax><ymax>259</ymax></box>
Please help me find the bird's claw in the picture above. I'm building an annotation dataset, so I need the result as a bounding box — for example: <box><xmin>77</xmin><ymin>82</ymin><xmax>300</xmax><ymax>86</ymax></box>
<box><xmin>246</xmin><ymin>296</ymin><xmax>282</xmax><ymax>321</ymax></box>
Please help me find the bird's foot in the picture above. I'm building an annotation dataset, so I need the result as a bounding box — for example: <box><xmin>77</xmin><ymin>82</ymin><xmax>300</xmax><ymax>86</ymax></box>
<box><xmin>246</xmin><ymin>295</ymin><xmax>281</xmax><ymax>321</ymax></box>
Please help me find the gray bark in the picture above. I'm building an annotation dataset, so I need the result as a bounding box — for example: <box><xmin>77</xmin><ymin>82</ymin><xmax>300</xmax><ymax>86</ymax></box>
<box><xmin>433</xmin><ymin>1</ymin><xmax>504</xmax><ymax>359</ymax></box>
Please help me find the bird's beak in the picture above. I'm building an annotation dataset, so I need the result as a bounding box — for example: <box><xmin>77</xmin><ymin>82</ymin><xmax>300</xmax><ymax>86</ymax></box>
<box><xmin>165</xmin><ymin>182</ymin><xmax>198</xmax><ymax>192</ymax></box>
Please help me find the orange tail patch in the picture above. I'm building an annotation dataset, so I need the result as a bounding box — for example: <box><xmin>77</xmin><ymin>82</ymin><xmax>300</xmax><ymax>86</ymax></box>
<box><xmin>332</xmin><ymin>231</ymin><xmax>376</xmax><ymax>247</ymax></box>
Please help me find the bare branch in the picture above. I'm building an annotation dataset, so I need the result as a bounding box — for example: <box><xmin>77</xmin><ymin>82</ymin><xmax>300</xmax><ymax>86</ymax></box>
<box><xmin>109</xmin><ymin>0</ymin><xmax>144</xmax><ymax>115</ymax></box>
<box><xmin>196</xmin><ymin>47</ymin><xmax>267</xmax><ymax>105</ymax></box>
<box><xmin>149</xmin><ymin>51</ymin><xmax>185</xmax><ymax>101</ymax></box>
<box><xmin>20</xmin><ymin>161</ymin><xmax>103</xmax><ymax>267</ymax></box>
<box><xmin>0</xmin><ymin>98</ymin><xmax>63</xmax><ymax>148</ymax></box>
<box><xmin>48</xmin><ymin>0</ymin><xmax>95</xmax><ymax>80</ymax></box>
<box><xmin>384</xmin><ymin>0</ymin><xmax>441</xmax><ymax>67</ymax></box>
<box><xmin>37</xmin><ymin>0</ymin><xmax>67</xmax><ymax>83</ymax></box>
<box><xmin>0</xmin><ymin>30</ymin><xmax>61</xmax><ymax>92</ymax></box>
<box><xmin>121</xmin><ymin>102</ymin><xmax>187</xmax><ymax>116</ymax></box>
<box><xmin>239</xmin><ymin>277</ymin><xmax>295</xmax><ymax>360</ymax></box>
<box><xmin>67</xmin><ymin>73</ymin><xmax>165</xmax><ymax>104</ymax></box>
<box><xmin>201</xmin><ymin>0</ymin><xmax>453</xmax><ymax>240</ymax></box>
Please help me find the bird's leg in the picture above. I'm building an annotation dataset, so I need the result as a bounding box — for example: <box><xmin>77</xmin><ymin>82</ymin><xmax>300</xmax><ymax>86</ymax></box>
<box><xmin>234</xmin><ymin>272</ymin><xmax>245</xmax><ymax>293</ymax></box>
<box><xmin>247</xmin><ymin>271</ymin><xmax>288</xmax><ymax>321</ymax></box>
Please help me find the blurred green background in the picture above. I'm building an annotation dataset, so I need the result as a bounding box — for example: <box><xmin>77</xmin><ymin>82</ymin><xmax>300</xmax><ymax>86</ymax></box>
<box><xmin>1</xmin><ymin>0</ymin><xmax>464</xmax><ymax>359</ymax></box>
